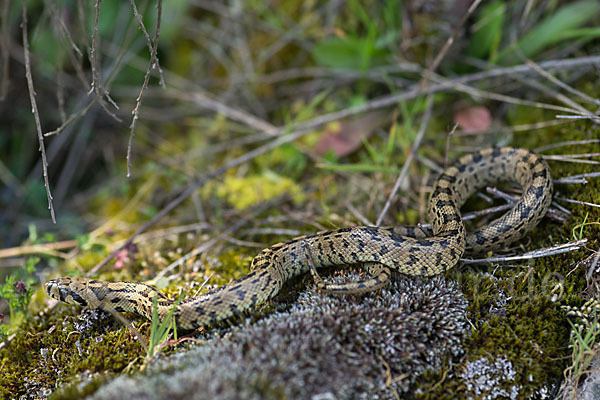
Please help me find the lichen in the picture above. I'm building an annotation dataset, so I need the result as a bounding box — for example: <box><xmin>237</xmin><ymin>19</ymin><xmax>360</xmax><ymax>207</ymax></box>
<box><xmin>80</xmin><ymin>274</ymin><xmax>468</xmax><ymax>400</ymax></box>
<box><xmin>461</xmin><ymin>356</ymin><xmax>519</xmax><ymax>399</ymax></box>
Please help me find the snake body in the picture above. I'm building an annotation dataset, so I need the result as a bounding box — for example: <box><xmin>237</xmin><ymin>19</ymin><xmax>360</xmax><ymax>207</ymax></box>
<box><xmin>45</xmin><ymin>147</ymin><xmax>553</xmax><ymax>330</ymax></box>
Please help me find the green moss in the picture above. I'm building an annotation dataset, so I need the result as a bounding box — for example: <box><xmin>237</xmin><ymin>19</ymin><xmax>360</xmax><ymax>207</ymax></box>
<box><xmin>0</xmin><ymin>307</ymin><xmax>145</xmax><ymax>399</ymax></box>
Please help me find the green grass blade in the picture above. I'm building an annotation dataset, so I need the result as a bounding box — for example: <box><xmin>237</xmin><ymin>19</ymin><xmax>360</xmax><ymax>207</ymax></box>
<box><xmin>497</xmin><ymin>0</ymin><xmax>600</xmax><ymax>64</ymax></box>
<box><xmin>468</xmin><ymin>1</ymin><xmax>506</xmax><ymax>61</ymax></box>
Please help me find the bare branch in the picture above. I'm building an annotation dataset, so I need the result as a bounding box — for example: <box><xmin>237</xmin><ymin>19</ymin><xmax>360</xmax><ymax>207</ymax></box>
<box><xmin>22</xmin><ymin>0</ymin><xmax>56</xmax><ymax>223</ymax></box>
<box><xmin>127</xmin><ymin>0</ymin><xmax>163</xmax><ymax>177</ymax></box>
<box><xmin>89</xmin><ymin>0</ymin><xmax>102</xmax><ymax>96</ymax></box>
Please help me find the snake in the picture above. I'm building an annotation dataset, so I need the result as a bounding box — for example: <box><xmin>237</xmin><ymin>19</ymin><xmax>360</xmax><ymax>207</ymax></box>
<box><xmin>45</xmin><ymin>147</ymin><xmax>553</xmax><ymax>331</ymax></box>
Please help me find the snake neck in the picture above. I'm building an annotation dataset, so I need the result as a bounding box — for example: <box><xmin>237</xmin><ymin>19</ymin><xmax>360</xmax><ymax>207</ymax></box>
<box><xmin>173</xmin><ymin>269</ymin><xmax>277</xmax><ymax>330</ymax></box>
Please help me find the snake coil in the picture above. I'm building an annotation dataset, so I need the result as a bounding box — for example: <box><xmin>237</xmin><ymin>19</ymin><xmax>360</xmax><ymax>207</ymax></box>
<box><xmin>46</xmin><ymin>147</ymin><xmax>553</xmax><ymax>330</ymax></box>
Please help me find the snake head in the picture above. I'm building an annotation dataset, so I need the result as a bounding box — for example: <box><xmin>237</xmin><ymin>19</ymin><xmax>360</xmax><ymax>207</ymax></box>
<box><xmin>45</xmin><ymin>277</ymin><xmax>90</xmax><ymax>307</ymax></box>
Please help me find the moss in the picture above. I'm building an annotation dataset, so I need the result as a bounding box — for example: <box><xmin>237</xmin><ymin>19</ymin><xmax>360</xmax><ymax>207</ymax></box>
<box><xmin>0</xmin><ymin>307</ymin><xmax>145</xmax><ymax>399</ymax></box>
<box><xmin>217</xmin><ymin>172</ymin><xmax>305</xmax><ymax>210</ymax></box>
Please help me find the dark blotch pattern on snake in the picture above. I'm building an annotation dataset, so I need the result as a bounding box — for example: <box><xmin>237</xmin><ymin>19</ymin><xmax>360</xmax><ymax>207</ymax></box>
<box><xmin>45</xmin><ymin>147</ymin><xmax>553</xmax><ymax>330</ymax></box>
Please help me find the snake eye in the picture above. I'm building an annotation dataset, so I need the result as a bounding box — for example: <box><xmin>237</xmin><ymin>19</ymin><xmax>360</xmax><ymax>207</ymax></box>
<box><xmin>44</xmin><ymin>280</ymin><xmax>58</xmax><ymax>298</ymax></box>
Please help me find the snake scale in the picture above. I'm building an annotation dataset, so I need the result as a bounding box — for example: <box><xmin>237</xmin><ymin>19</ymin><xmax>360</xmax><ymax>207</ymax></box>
<box><xmin>45</xmin><ymin>147</ymin><xmax>553</xmax><ymax>330</ymax></box>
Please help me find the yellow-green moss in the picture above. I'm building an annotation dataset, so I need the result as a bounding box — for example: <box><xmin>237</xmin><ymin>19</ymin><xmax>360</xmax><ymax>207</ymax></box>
<box><xmin>217</xmin><ymin>172</ymin><xmax>305</xmax><ymax>210</ymax></box>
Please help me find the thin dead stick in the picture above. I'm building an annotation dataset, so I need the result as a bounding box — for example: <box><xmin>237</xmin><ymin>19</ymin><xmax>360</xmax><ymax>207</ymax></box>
<box><xmin>129</xmin><ymin>0</ymin><xmax>165</xmax><ymax>87</ymax></box>
<box><xmin>543</xmin><ymin>157</ymin><xmax>600</xmax><ymax>165</ymax></box>
<box><xmin>107</xmin><ymin>309</ymin><xmax>148</xmax><ymax>353</ymax></box>
<box><xmin>86</xmin><ymin>3</ymin><xmax>122</xmax><ymax>116</ymax></box>
<box><xmin>119</xmin><ymin>222</ymin><xmax>213</xmax><ymax>244</ymax></box>
<box><xmin>444</xmin><ymin>123</ymin><xmax>459</xmax><ymax>167</ymax></box>
<box><xmin>462</xmin><ymin>239</ymin><xmax>588</xmax><ymax>264</ymax></box>
<box><xmin>585</xmin><ymin>251</ymin><xmax>600</xmax><ymax>281</ymax></box>
<box><xmin>409</xmin><ymin>203</ymin><xmax>515</xmax><ymax>231</ymax></box>
<box><xmin>556</xmin><ymin>114</ymin><xmax>600</xmax><ymax>120</ymax></box>
<box><xmin>183</xmin><ymin>91</ymin><xmax>279</xmax><ymax>136</ymax></box>
<box><xmin>536</xmin><ymin>139</ymin><xmax>600</xmax><ymax>152</ymax></box>
<box><xmin>544</xmin><ymin>153</ymin><xmax>600</xmax><ymax>159</ymax></box>
<box><xmin>347</xmin><ymin>202</ymin><xmax>373</xmax><ymax>226</ymax></box>
<box><xmin>0</xmin><ymin>258</ymin><xmax>27</xmax><ymax>268</ymax></box>
<box><xmin>223</xmin><ymin>235</ymin><xmax>265</xmax><ymax>249</ymax></box>
<box><xmin>554</xmin><ymin>196</ymin><xmax>600</xmax><ymax>209</ymax></box>
<box><xmin>45</xmin><ymin>0</ymin><xmax>83</xmax><ymax>57</ymax></box>
<box><xmin>514</xmin><ymin>74</ymin><xmax>592</xmax><ymax>117</ymax></box>
<box><xmin>551</xmin><ymin>200</ymin><xmax>571</xmax><ymax>216</ymax></box>
<box><xmin>486</xmin><ymin>187</ymin><xmax>519</xmax><ymax>203</ymax></box>
<box><xmin>376</xmin><ymin>95</ymin><xmax>433</xmax><ymax>226</ymax></box>
<box><xmin>554</xmin><ymin>178</ymin><xmax>589</xmax><ymax>185</ymax></box>
<box><xmin>255</xmin><ymin>64</ymin><xmax>421</xmax><ymax>85</ymax></box>
<box><xmin>45</xmin><ymin>12</ymin><xmax>146</xmax><ymax>137</ymax></box>
<box><xmin>22</xmin><ymin>1</ymin><xmax>56</xmax><ymax>223</ymax></box>
<box><xmin>554</xmin><ymin>172</ymin><xmax>600</xmax><ymax>184</ymax></box>
<box><xmin>89</xmin><ymin>0</ymin><xmax>102</xmax><ymax>97</ymax></box>
<box><xmin>0</xmin><ymin>158</ymin><xmax>24</xmax><ymax>197</ymax></box>
<box><xmin>242</xmin><ymin>228</ymin><xmax>301</xmax><ymax>237</ymax></box>
<box><xmin>127</xmin><ymin>0</ymin><xmax>163</xmax><ymax>177</ymax></box>
<box><xmin>0</xmin><ymin>240</ymin><xmax>77</xmax><ymax>259</ymax></box>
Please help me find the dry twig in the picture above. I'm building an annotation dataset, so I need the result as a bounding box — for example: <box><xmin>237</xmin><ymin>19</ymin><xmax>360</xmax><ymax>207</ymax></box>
<box><xmin>127</xmin><ymin>0</ymin><xmax>163</xmax><ymax>177</ymax></box>
<box><xmin>462</xmin><ymin>239</ymin><xmax>588</xmax><ymax>264</ymax></box>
